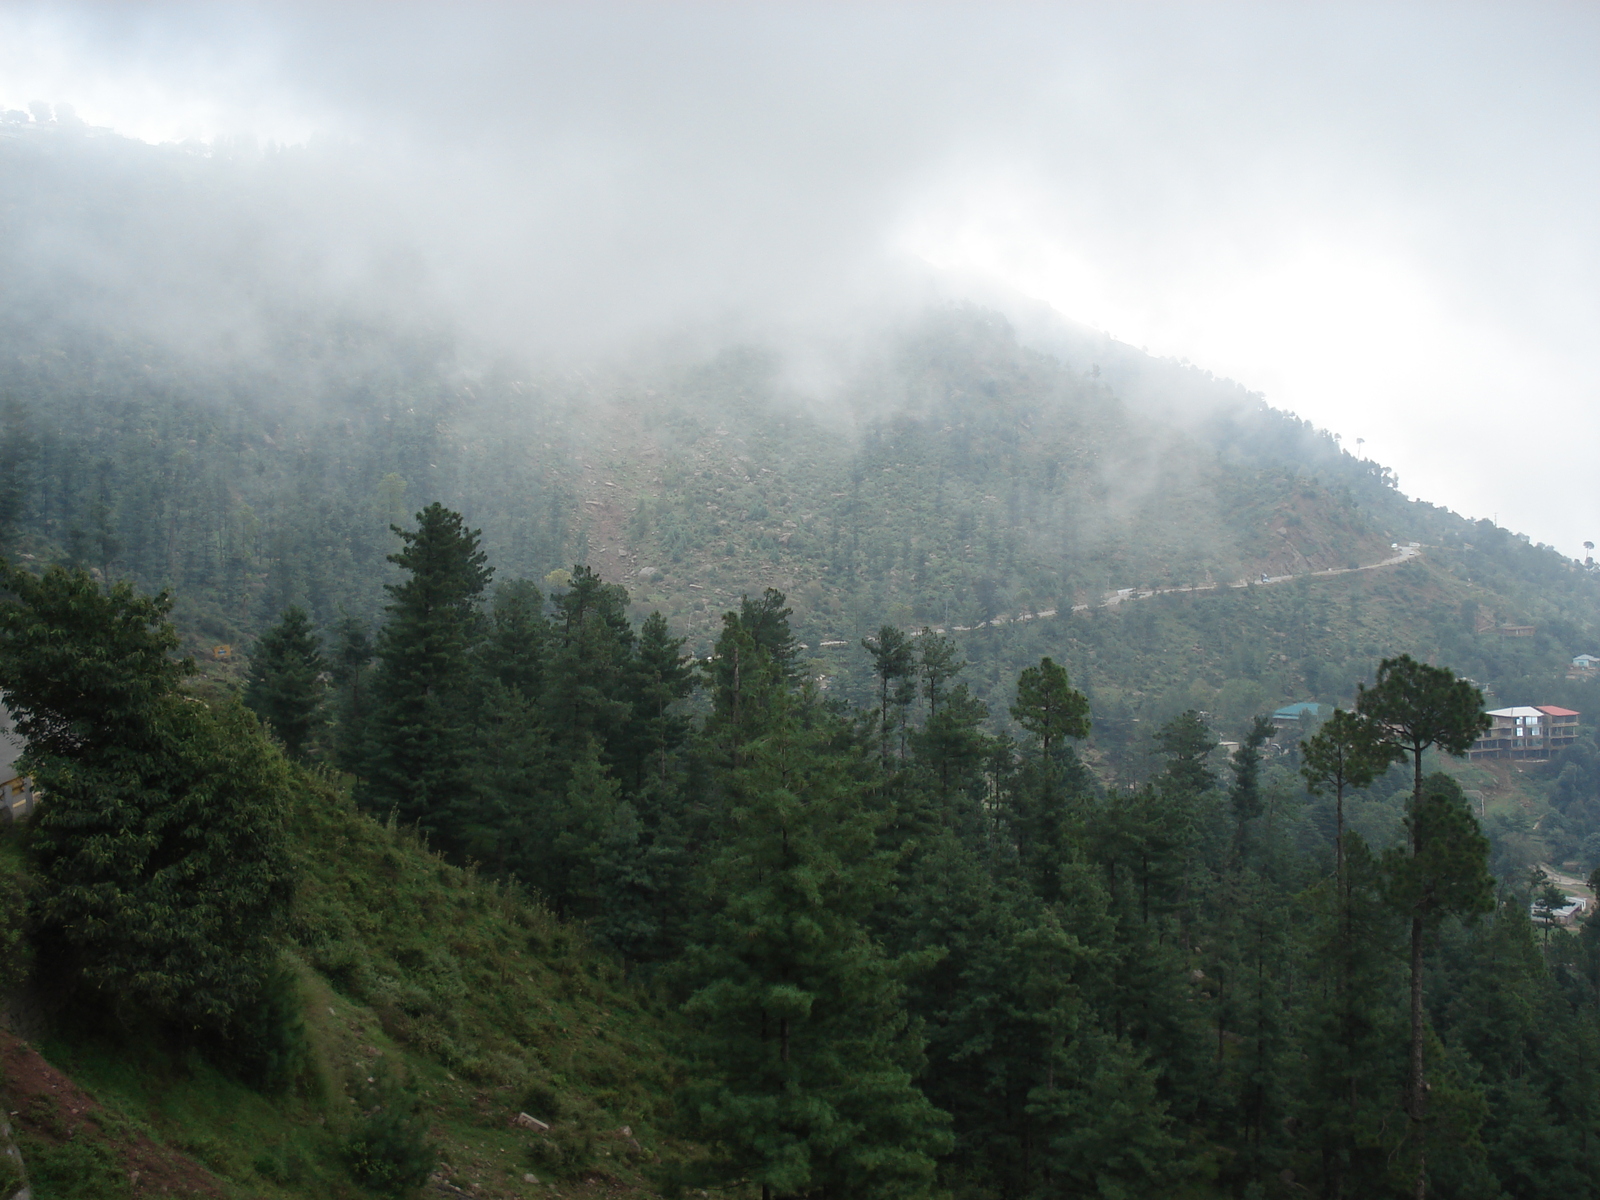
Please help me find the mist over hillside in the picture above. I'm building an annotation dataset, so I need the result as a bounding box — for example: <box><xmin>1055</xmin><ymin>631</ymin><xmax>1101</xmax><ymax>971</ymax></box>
<box><xmin>1</xmin><ymin>120</ymin><xmax>1596</xmax><ymax>773</ymax></box>
<box><xmin>6</xmin><ymin>24</ymin><xmax>1600</xmax><ymax>1200</ymax></box>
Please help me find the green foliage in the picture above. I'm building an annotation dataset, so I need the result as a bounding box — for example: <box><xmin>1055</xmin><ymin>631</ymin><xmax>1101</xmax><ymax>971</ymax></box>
<box><xmin>1010</xmin><ymin>655</ymin><xmax>1091</xmax><ymax>754</ymax></box>
<box><xmin>676</xmin><ymin>652</ymin><xmax>951</xmax><ymax>1198</ymax></box>
<box><xmin>343</xmin><ymin>1066</ymin><xmax>438</xmax><ymax>1197</ymax></box>
<box><xmin>0</xmin><ymin>561</ymin><xmax>191</xmax><ymax>754</ymax></box>
<box><xmin>1228</xmin><ymin>714</ymin><xmax>1275</xmax><ymax>829</ymax></box>
<box><xmin>1302</xmin><ymin>708</ymin><xmax>1402</xmax><ymax>798</ymax></box>
<box><xmin>361</xmin><ymin>503</ymin><xmax>493</xmax><ymax>842</ymax></box>
<box><xmin>1384</xmin><ymin>773</ymin><xmax>1495</xmax><ymax>926</ymax></box>
<box><xmin>0</xmin><ymin>184</ymin><xmax>1596</xmax><ymax>1197</ymax></box>
<box><xmin>0</xmin><ymin>842</ymin><xmax>31</xmax><ymax>995</ymax></box>
<box><xmin>524</xmin><ymin>1120</ymin><xmax>598</xmax><ymax>1181</ymax></box>
<box><xmin>14</xmin><ymin>1133</ymin><xmax>129</xmax><ymax>1199</ymax></box>
<box><xmin>862</xmin><ymin>623</ymin><xmax>916</xmax><ymax>762</ymax></box>
<box><xmin>0</xmin><ymin>562</ymin><xmax>294</xmax><ymax>1030</ymax></box>
<box><xmin>1153</xmin><ymin>709</ymin><xmax>1217</xmax><ymax>798</ymax></box>
<box><xmin>243</xmin><ymin>605</ymin><xmax>325</xmax><ymax>761</ymax></box>
<box><xmin>212</xmin><ymin>955</ymin><xmax>313</xmax><ymax>1093</ymax></box>
<box><xmin>1357</xmin><ymin>653</ymin><xmax>1492</xmax><ymax>794</ymax></box>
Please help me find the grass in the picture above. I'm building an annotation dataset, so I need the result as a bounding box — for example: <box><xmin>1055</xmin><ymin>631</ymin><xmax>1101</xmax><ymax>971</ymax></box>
<box><xmin>2</xmin><ymin>772</ymin><xmax>698</xmax><ymax>1200</ymax></box>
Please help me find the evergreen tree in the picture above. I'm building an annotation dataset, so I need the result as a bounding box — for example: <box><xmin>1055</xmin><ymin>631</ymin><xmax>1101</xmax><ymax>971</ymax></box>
<box><xmin>362</xmin><ymin>503</ymin><xmax>493</xmax><ymax>844</ymax></box>
<box><xmin>243</xmin><ymin>605</ymin><xmax>325</xmax><ymax>761</ymax></box>
<box><xmin>0</xmin><ymin>562</ymin><xmax>293</xmax><ymax>1029</ymax></box>
<box><xmin>630</xmin><ymin>610</ymin><xmax>696</xmax><ymax>791</ymax></box>
<box><xmin>1154</xmin><ymin>710</ymin><xmax>1217</xmax><ymax>799</ymax></box>
<box><xmin>1301</xmin><ymin>708</ymin><xmax>1403</xmax><ymax>911</ymax></box>
<box><xmin>1357</xmin><ymin>656</ymin><xmax>1492</xmax><ymax>1199</ymax></box>
<box><xmin>544</xmin><ymin>565</ymin><xmax>637</xmax><ymax>768</ymax></box>
<box><xmin>1299</xmin><ymin>708</ymin><xmax>1407</xmax><ymax>1195</ymax></box>
<box><xmin>735</xmin><ymin>587</ymin><xmax>801</xmax><ymax>678</ymax></box>
<box><xmin>0</xmin><ymin>400</ymin><xmax>36</xmax><ymax>554</ymax></box>
<box><xmin>1298</xmin><ymin>834</ymin><xmax>1406</xmax><ymax>1199</ymax></box>
<box><xmin>676</xmin><ymin>639</ymin><xmax>951</xmax><ymax>1199</ymax></box>
<box><xmin>862</xmin><ymin>624</ymin><xmax>915</xmax><ymax>764</ymax></box>
<box><xmin>1228</xmin><ymin>714</ymin><xmax>1275</xmax><ymax>857</ymax></box>
<box><xmin>1010</xmin><ymin>656</ymin><xmax>1090</xmax><ymax>756</ymax></box>
<box><xmin>328</xmin><ymin>613</ymin><xmax>374</xmax><ymax>773</ymax></box>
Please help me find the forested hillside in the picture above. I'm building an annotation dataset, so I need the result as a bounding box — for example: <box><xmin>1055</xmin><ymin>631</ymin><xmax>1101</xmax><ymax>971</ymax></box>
<box><xmin>4</xmin><ymin>118</ymin><xmax>1600</xmax><ymax>1200</ymax></box>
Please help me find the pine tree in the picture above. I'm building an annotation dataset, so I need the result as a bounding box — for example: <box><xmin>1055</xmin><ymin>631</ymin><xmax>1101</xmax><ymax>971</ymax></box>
<box><xmin>1009</xmin><ymin>659</ymin><xmax>1094</xmax><ymax>901</ymax></box>
<box><xmin>543</xmin><ymin>564</ymin><xmax>636</xmax><ymax>768</ymax></box>
<box><xmin>362</xmin><ymin>503</ymin><xmax>493</xmax><ymax>844</ymax></box>
<box><xmin>243</xmin><ymin>605</ymin><xmax>325</xmax><ymax>760</ymax></box>
<box><xmin>1301</xmin><ymin>708</ymin><xmax>1403</xmax><ymax>915</ymax></box>
<box><xmin>1010</xmin><ymin>656</ymin><xmax>1091</xmax><ymax>756</ymax></box>
<box><xmin>1357</xmin><ymin>656</ymin><xmax>1492</xmax><ymax>1200</ymax></box>
<box><xmin>862</xmin><ymin>624</ymin><xmax>915</xmax><ymax>764</ymax></box>
<box><xmin>1299</xmin><ymin>834</ymin><xmax>1406</xmax><ymax>1198</ymax></box>
<box><xmin>1154</xmin><ymin>710</ymin><xmax>1218</xmax><ymax>799</ymax></box>
<box><xmin>676</xmin><ymin>640</ymin><xmax>951</xmax><ymax>1199</ymax></box>
<box><xmin>1227</xmin><ymin>715</ymin><xmax>1275</xmax><ymax>859</ymax></box>
<box><xmin>630</xmin><ymin>610</ymin><xmax>696</xmax><ymax>790</ymax></box>
<box><xmin>328</xmin><ymin>613</ymin><xmax>374</xmax><ymax>773</ymax></box>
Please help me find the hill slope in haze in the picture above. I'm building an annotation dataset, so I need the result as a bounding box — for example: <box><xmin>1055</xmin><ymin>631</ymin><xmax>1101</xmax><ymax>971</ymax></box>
<box><xmin>1</xmin><ymin>119</ymin><xmax>1597</xmax><ymax>767</ymax></box>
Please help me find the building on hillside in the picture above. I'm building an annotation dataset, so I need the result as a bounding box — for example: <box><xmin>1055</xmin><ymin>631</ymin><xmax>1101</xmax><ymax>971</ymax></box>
<box><xmin>1569</xmin><ymin>654</ymin><xmax>1600</xmax><ymax>678</ymax></box>
<box><xmin>1498</xmin><ymin>624</ymin><xmax>1537</xmax><ymax>638</ymax></box>
<box><xmin>1466</xmin><ymin>706</ymin><xmax>1582</xmax><ymax>761</ymax></box>
<box><xmin>1531</xmin><ymin>895</ymin><xmax>1589</xmax><ymax>927</ymax></box>
<box><xmin>0</xmin><ymin>710</ymin><xmax>35</xmax><ymax>823</ymax></box>
<box><xmin>1271</xmin><ymin>702</ymin><xmax>1331</xmax><ymax>730</ymax></box>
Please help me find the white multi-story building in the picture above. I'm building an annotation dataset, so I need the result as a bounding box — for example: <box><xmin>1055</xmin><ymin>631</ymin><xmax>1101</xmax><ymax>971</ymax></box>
<box><xmin>1467</xmin><ymin>705</ymin><xmax>1581</xmax><ymax>761</ymax></box>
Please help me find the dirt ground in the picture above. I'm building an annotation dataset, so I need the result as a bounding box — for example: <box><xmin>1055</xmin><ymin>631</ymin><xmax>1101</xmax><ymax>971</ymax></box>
<box><xmin>1</xmin><ymin>1029</ymin><xmax>224</xmax><ymax>1198</ymax></box>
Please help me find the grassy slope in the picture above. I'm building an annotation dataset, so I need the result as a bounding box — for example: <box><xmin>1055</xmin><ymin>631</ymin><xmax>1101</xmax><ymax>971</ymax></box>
<box><xmin>1</xmin><ymin>774</ymin><xmax>691</xmax><ymax>1200</ymax></box>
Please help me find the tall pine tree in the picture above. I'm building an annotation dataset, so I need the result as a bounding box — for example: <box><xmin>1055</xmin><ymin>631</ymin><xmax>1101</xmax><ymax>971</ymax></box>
<box><xmin>361</xmin><ymin>503</ymin><xmax>492</xmax><ymax>845</ymax></box>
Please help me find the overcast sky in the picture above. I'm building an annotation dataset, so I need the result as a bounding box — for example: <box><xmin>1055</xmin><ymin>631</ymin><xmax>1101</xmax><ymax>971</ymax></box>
<box><xmin>2</xmin><ymin>2</ymin><xmax>1596</xmax><ymax>555</ymax></box>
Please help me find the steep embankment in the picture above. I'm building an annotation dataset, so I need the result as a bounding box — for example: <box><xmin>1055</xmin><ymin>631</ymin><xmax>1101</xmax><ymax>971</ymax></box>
<box><xmin>1</xmin><ymin>776</ymin><xmax>686</xmax><ymax>1200</ymax></box>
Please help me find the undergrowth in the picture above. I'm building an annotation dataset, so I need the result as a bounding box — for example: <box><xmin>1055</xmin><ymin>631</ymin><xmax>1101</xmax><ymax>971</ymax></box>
<box><xmin>2</xmin><ymin>770</ymin><xmax>690</xmax><ymax>1199</ymax></box>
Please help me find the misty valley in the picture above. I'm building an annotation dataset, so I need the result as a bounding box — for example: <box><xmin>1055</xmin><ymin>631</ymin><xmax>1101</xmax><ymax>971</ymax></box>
<box><xmin>3</xmin><ymin>86</ymin><xmax>1600</xmax><ymax>1200</ymax></box>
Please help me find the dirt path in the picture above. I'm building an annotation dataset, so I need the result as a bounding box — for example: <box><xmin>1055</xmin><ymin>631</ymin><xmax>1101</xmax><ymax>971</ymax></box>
<box><xmin>1543</xmin><ymin>864</ymin><xmax>1594</xmax><ymax>901</ymax></box>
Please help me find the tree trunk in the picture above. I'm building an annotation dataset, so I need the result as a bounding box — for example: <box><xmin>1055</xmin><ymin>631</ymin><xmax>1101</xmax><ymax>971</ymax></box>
<box><xmin>1409</xmin><ymin>744</ymin><xmax>1427</xmax><ymax>1200</ymax></box>
<box><xmin>1410</xmin><ymin>912</ymin><xmax>1426</xmax><ymax>1200</ymax></box>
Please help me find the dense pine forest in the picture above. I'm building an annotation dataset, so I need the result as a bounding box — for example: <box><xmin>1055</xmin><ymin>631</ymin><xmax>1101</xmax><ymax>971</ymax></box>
<box><xmin>3</xmin><ymin>118</ymin><xmax>1600</xmax><ymax>1200</ymax></box>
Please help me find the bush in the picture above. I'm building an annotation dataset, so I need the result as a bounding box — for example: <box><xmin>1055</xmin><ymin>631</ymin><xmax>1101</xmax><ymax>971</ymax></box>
<box><xmin>524</xmin><ymin>1122</ymin><xmax>598</xmax><ymax>1181</ymax></box>
<box><xmin>343</xmin><ymin>1068</ymin><xmax>437</xmax><ymax>1197</ymax></box>
<box><xmin>0</xmin><ymin>1142</ymin><xmax>23</xmax><ymax>1198</ymax></box>
<box><xmin>16</xmin><ymin>1134</ymin><xmax>130</xmax><ymax>1199</ymax></box>
<box><xmin>0</xmin><ymin>853</ymin><xmax>31</xmax><ymax>996</ymax></box>
<box><xmin>252</xmin><ymin>1142</ymin><xmax>310</xmax><ymax>1186</ymax></box>
<box><xmin>208</xmin><ymin>956</ymin><xmax>313</xmax><ymax>1093</ymax></box>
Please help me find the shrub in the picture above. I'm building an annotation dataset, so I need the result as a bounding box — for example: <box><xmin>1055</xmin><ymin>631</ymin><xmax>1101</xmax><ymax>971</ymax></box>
<box><xmin>524</xmin><ymin>1122</ymin><xmax>598</xmax><ymax>1181</ymax></box>
<box><xmin>212</xmin><ymin>957</ymin><xmax>313</xmax><ymax>1094</ymax></box>
<box><xmin>343</xmin><ymin>1068</ymin><xmax>437</xmax><ymax>1197</ymax></box>
<box><xmin>16</xmin><ymin>1134</ymin><xmax>130</xmax><ymax>1199</ymax></box>
<box><xmin>0</xmin><ymin>852</ymin><xmax>31</xmax><ymax>996</ymax></box>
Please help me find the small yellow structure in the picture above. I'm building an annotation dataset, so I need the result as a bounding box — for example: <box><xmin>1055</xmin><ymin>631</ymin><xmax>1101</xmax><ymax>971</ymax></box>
<box><xmin>0</xmin><ymin>710</ymin><xmax>34</xmax><ymax>823</ymax></box>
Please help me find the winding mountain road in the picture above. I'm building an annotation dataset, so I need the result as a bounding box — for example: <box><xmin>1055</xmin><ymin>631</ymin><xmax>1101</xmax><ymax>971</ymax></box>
<box><xmin>917</xmin><ymin>542</ymin><xmax>1425</xmax><ymax>637</ymax></box>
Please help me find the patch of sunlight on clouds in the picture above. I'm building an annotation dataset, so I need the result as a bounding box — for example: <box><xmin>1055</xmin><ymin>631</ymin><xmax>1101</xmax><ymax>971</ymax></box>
<box><xmin>0</xmin><ymin>9</ymin><xmax>317</xmax><ymax>146</ymax></box>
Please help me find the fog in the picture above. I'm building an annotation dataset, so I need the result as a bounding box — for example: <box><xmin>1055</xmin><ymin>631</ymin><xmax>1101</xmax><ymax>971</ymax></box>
<box><xmin>1</xmin><ymin>2</ymin><xmax>1596</xmax><ymax>553</ymax></box>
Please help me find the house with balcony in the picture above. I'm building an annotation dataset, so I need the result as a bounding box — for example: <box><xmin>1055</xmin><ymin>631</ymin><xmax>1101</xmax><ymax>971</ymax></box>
<box><xmin>1467</xmin><ymin>705</ymin><xmax>1582</xmax><ymax>761</ymax></box>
